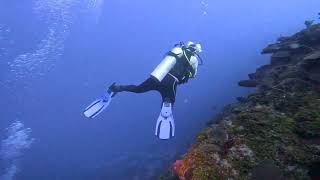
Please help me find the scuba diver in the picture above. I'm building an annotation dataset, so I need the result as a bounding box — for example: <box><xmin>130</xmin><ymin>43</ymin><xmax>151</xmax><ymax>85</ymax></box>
<box><xmin>84</xmin><ymin>41</ymin><xmax>203</xmax><ymax>140</ymax></box>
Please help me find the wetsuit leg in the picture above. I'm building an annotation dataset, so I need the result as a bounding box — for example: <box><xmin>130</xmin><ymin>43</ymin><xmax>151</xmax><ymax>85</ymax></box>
<box><xmin>158</xmin><ymin>75</ymin><xmax>178</xmax><ymax>104</ymax></box>
<box><xmin>114</xmin><ymin>75</ymin><xmax>178</xmax><ymax>105</ymax></box>
<box><xmin>117</xmin><ymin>77</ymin><xmax>159</xmax><ymax>93</ymax></box>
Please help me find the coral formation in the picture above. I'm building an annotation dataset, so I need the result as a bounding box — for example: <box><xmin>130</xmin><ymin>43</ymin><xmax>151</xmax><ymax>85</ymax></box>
<box><xmin>160</xmin><ymin>21</ymin><xmax>320</xmax><ymax>180</ymax></box>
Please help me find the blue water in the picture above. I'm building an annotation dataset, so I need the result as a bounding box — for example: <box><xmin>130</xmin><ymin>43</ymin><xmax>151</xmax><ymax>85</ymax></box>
<box><xmin>0</xmin><ymin>0</ymin><xmax>319</xmax><ymax>179</ymax></box>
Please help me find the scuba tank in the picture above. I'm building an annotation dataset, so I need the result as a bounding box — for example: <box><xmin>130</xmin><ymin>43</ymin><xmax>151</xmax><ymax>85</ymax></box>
<box><xmin>151</xmin><ymin>46</ymin><xmax>183</xmax><ymax>82</ymax></box>
<box><xmin>151</xmin><ymin>42</ymin><xmax>203</xmax><ymax>82</ymax></box>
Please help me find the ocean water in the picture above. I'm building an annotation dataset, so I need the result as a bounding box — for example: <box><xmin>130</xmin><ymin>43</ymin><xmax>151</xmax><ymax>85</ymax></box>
<box><xmin>0</xmin><ymin>0</ymin><xmax>319</xmax><ymax>179</ymax></box>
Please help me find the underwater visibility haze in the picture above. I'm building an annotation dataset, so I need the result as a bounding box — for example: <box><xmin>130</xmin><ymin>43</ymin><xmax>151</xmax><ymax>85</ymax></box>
<box><xmin>0</xmin><ymin>0</ymin><xmax>319</xmax><ymax>179</ymax></box>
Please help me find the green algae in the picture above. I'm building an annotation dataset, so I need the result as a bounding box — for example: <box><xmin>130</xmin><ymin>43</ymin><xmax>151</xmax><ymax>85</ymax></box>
<box><xmin>196</xmin><ymin>127</ymin><xmax>213</xmax><ymax>144</ymax></box>
<box><xmin>178</xmin><ymin>91</ymin><xmax>320</xmax><ymax>180</ymax></box>
<box><xmin>192</xmin><ymin>166</ymin><xmax>217</xmax><ymax>180</ymax></box>
<box><xmin>228</xmin><ymin>156</ymin><xmax>255</xmax><ymax>179</ymax></box>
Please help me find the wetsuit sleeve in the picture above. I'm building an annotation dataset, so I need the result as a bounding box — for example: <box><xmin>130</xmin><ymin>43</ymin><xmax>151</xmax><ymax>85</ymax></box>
<box><xmin>190</xmin><ymin>55</ymin><xmax>199</xmax><ymax>78</ymax></box>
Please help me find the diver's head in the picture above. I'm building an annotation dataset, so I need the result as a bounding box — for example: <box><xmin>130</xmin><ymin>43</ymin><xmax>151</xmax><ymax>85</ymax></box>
<box><xmin>186</xmin><ymin>41</ymin><xmax>202</xmax><ymax>53</ymax></box>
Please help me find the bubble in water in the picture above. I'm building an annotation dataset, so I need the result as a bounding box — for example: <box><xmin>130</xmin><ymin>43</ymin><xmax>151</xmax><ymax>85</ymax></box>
<box><xmin>1</xmin><ymin>121</ymin><xmax>35</xmax><ymax>160</ymax></box>
<box><xmin>0</xmin><ymin>24</ymin><xmax>12</xmax><ymax>59</ymax></box>
<box><xmin>0</xmin><ymin>121</ymin><xmax>34</xmax><ymax>180</ymax></box>
<box><xmin>201</xmin><ymin>0</ymin><xmax>209</xmax><ymax>15</ymax></box>
<box><xmin>5</xmin><ymin>0</ymin><xmax>104</xmax><ymax>88</ymax></box>
<box><xmin>1</xmin><ymin>164</ymin><xmax>18</xmax><ymax>180</ymax></box>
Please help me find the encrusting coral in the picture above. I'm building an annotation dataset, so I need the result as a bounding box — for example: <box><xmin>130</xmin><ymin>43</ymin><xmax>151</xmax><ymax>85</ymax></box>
<box><xmin>160</xmin><ymin>21</ymin><xmax>320</xmax><ymax>180</ymax></box>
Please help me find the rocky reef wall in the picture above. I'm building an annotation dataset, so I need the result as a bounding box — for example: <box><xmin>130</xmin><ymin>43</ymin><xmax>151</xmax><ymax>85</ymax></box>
<box><xmin>160</xmin><ymin>21</ymin><xmax>320</xmax><ymax>180</ymax></box>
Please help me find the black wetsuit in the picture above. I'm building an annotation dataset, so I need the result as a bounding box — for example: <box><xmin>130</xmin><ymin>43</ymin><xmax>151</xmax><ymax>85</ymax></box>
<box><xmin>116</xmin><ymin>75</ymin><xmax>178</xmax><ymax>104</ymax></box>
<box><xmin>114</xmin><ymin>49</ymin><xmax>195</xmax><ymax>104</ymax></box>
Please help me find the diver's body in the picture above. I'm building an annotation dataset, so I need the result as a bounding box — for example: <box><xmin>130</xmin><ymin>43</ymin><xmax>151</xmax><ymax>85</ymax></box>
<box><xmin>110</xmin><ymin>42</ymin><xmax>201</xmax><ymax>105</ymax></box>
<box><xmin>83</xmin><ymin>41</ymin><xmax>203</xmax><ymax>140</ymax></box>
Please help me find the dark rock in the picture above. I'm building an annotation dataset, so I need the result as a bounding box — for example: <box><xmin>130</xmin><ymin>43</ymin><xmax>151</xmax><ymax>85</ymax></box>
<box><xmin>302</xmin><ymin>61</ymin><xmax>320</xmax><ymax>71</ymax></box>
<box><xmin>262</xmin><ymin>41</ymin><xmax>301</xmax><ymax>54</ymax></box>
<box><xmin>299</xmin><ymin>25</ymin><xmax>320</xmax><ymax>44</ymax></box>
<box><xmin>270</xmin><ymin>51</ymin><xmax>291</xmax><ymax>65</ymax></box>
<box><xmin>250</xmin><ymin>160</ymin><xmax>284</xmax><ymax>180</ymax></box>
<box><xmin>232</xmin><ymin>105</ymin><xmax>247</xmax><ymax>114</ymax></box>
<box><xmin>236</xmin><ymin>97</ymin><xmax>247</xmax><ymax>103</ymax></box>
<box><xmin>295</xmin><ymin>107</ymin><xmax>320</xmax><ymax>138</ymax></box>
<box><xmin>300</xmin><ymin>52</ymin><xmax>320</xmax><ymax>83</ymax></box>
<box><xmin>287</xmin><ymin>42</ymin><xmax>301</xmax><ymax>49</ymax></box>
<box><xmin>238</xmin><ymin>80</ymin><xmax>259</xmax><ymax>87</ymax></box>
<box><xmin>305</xmin><ymin>20</ymin><xmax>315</xmax><ymax>29</ymax></box>
<box><xmin>304</xmin><ymin>51</ymin><xmax>320</xmax><ymax>60</ymax></box>
<box><xmin>300</xmin><ymin>59</ymin><xmax>320</xmax><ymax>72</ymax></box>
<box><xmin>309</xmin><ymin>73</ymin><xmax>320</xmax><ymax>83</ymax></box>
<box><xmin>275</xmin><ymin>66</ymin><xmax>308</xmax><ymax>80</ymax></box>
<box><xmin>313</xmin><ymin>83</ymin><xmax>320</xmax><ymax>92</ymax></box>
<box><xmin>271</xmin><ymin>51</ymin><xmax>291</xmax><ymax>58</ymax></box>
<box><xmin>257</xmin><ymin>64</ymin><xmax>272</xmax><ymax>71</ymax></box>
<box><xmin>199</xmin><ymin>143</ymin><xmax>222</xmax><ymax>153</ymax></box>
<box><xmin>248</xmin><ymin>73</ymin><xmax>256</xmax><ymax>80</ymax></box>
<box><xmin>309</xmin><ymin>161</ymin><xmax>320</xmax><ymax>179</ymax></box>
<box><xmin>271</xmin><ymin>65</ymin><xmax>288</xmax><ymax>75</ymax></box>
<box><xmin>254</xmin><ymin>65</ymin><xmax>272</xmax><ymax>80</ymax></box>
<box><xmin>277</xmin><ymin>78</ymin><xmax>313</xmax><ymax>92</ymax></box>
<box><xmin>281</xmin><ymin>41</ymin><xmax>302</xmax><ymax>51</ymax></box>
<box><xmin>295</xmin><ymin>123</ymin><xmax>320</xmax><ymax>138</ymax></box>
<box><xmin>212</xmin><ymin>125</ymin><xmax>228</xmax><ymax>145</ymax></box>
<box><xmin>262</xmin><ymin>43</ymin><xmax>282</xmax><ymax>54</ymax></box>
<box><xmin>277</xmin><ymin>36</ymin><xmax>291</xmax><ymax>42</ymax></box>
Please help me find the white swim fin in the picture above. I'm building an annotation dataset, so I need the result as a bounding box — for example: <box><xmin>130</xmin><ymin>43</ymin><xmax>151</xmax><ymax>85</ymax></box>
<box><xmin>83</xmin><ymin>84</ymin><xmax>116</xmax><ymax>119</ymax></box>
<box><xmin>155</xmin><ymin>101</ymin><xmax>175</xmax><ymax>140</ymax></box>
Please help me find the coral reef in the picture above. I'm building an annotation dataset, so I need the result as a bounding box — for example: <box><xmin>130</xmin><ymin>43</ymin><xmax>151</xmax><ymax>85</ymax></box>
<box><xmin>160</xmin><ymin>22</ymin><xmax>320</xmax><ymax>180</ymax></box>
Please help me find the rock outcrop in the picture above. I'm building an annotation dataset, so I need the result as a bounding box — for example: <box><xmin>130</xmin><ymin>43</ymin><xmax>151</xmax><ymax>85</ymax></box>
<box><xmin>160</xmin><ymin>22</ymin><xmax>320</xmax><ymax>180</ymax></box>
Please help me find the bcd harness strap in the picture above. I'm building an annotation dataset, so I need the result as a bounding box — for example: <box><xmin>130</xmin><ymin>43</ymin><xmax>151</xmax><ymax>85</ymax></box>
<box><xmin>182</xmin><ymin>48</ymin><xmax>195</xmax><ymax>78</ymax></box>
<box><xmin>167</xmin><ymin>48</ymin><xmax>195</xmax><ymax>78</ymax></box>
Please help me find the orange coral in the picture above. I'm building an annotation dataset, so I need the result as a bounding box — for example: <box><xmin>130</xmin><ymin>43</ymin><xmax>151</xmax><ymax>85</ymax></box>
<box><xmin>173</xmin><ymin>155</ymin><xmax>194</xmax><ymax>180</ymax></box>
<box><xmin>172</xmin><ymin>146</ymin><xmax>200</xmax><ymax>180</ymax></box>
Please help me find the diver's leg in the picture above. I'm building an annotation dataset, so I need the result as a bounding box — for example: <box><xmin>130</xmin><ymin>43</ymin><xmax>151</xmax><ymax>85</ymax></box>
<box><xmin>155</xmin><ymin>76</ymin><xmax>177</xmax><ymax>139</ymax></box>
<box><xmin>111</xmin><ymin>77</ymin><xmax>158</xmax><ymax>93</ymax></box>
<box><xmin>159</xmin><ymin>77</ymin><xmax>178</xmax><ymax>105</ymax></box>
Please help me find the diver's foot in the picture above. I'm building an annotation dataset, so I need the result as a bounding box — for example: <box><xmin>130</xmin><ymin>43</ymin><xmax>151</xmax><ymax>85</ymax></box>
<box><xmin>109</xmin><ymin>83</ymin><xmax>122</xmax><ymax>93</ymax></box>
